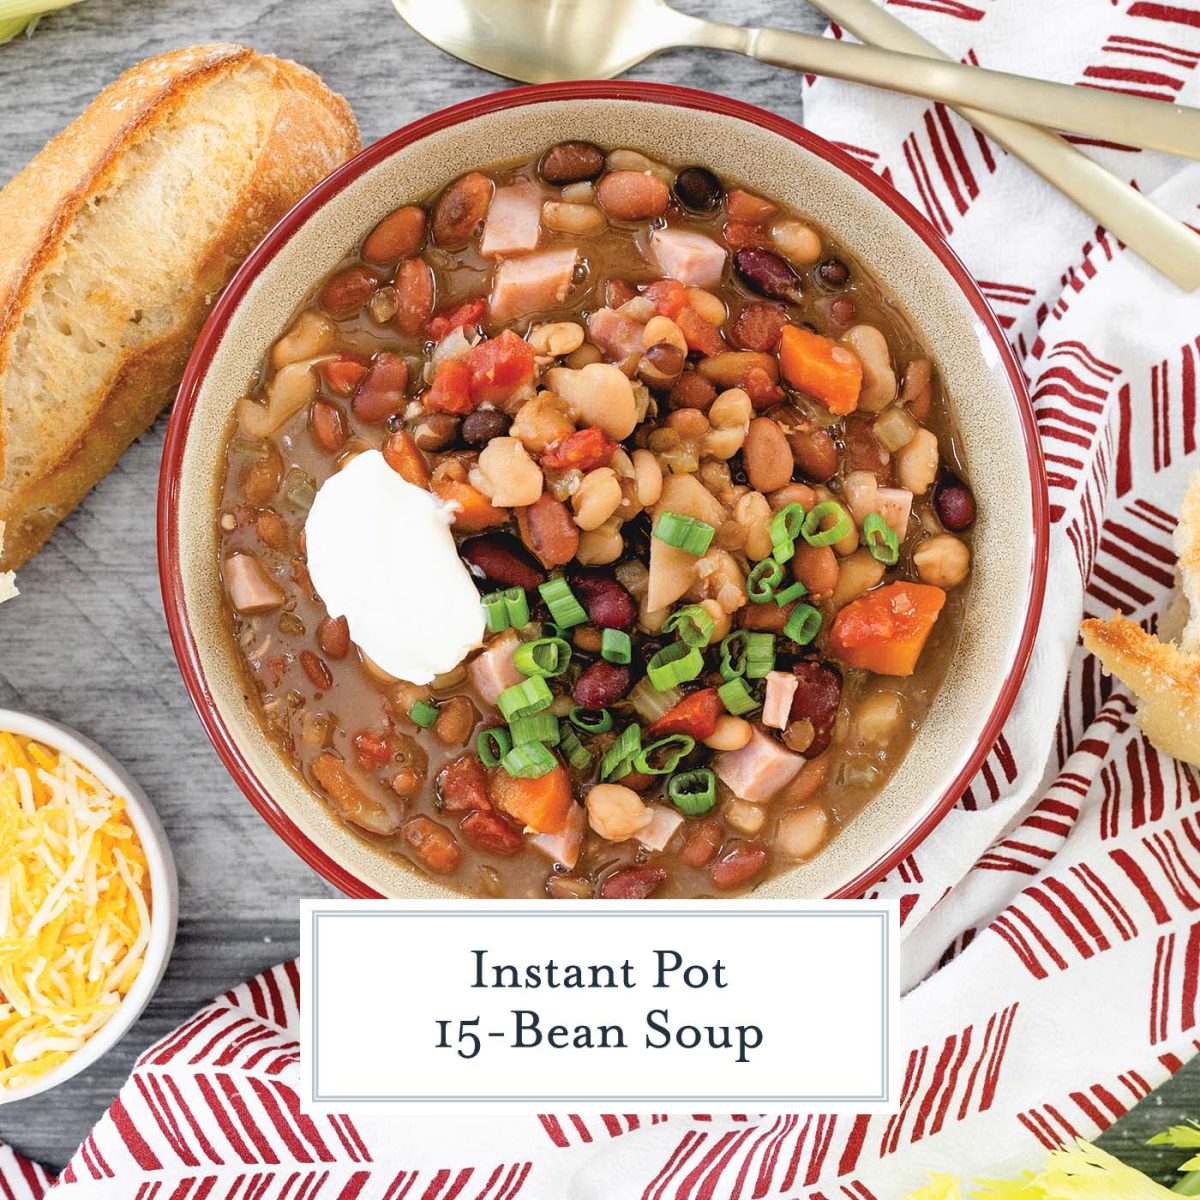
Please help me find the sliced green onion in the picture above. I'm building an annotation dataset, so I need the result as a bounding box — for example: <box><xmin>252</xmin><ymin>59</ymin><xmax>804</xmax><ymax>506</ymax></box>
<box><xmin>718</xmin><ymin>677</ymin><xmax>760</xmax><ymax>716</ymax></box>
<box><xmin>744</xmin><ymin>631</ymin><xmax>776</xmax><ymax>679</ymax></box>
<box><xmin>559</xmin><ymin>726</ymin><xmax>593</xmax><ymax>770</ymax></box>
<box><xmin>770</xmin><ymin>503</ymin><xmax>806</xmax><ymax>563</ymax></box>
<box><xmin>647</xmin><ymin>641</ymin><xmax>704</xmax><ymax>690</ymax></box>
<box><xmin>569</xmin><ymin>706</ymin><xmax>614</xmax><ymax>734</ymax></box>
<box><xmin>513</xmin><ymin>636</ymin><xmax>572</xmax><ymax>678</ymax></box>
<box><xmin>498</xmin><ymin>676</ymin><xmax>554</xmax><ymax>721</ymax></box>
<box><xmin>863</xmin><ymin>512</ymin><xmax>901</xmax><ymax>566</ymax></box>
<box><xmin>668</xmin><ymin>768</ymin><xmax>718</xmax><ymax>815</ymax></box>
<box><xmin>774</xmin><ymin>579</ymin><xmax>808</xmax><ymax>606</ymax></box>
<box><xmin>509</xmin><ymin>714</ymin><xmax>561</xmax><ymax>746</ymax></box>
<box><xmin>719</xmin><ymin>631</ymin><xmax>749</xmax><ymax>680</ymax></box>
<box><xmin>653</xmin><ymin>511</ymin><xmax>715</xmax><ymax>555</ymax></box>
<box><xmin>476</xmin><ymin>727</ymin><xmax>512</xmax><ymax>767</ymax></box>
<box><xmin>635</xmin><ymin>734</ymin><xmax>696</xmax><ymax>775</ymax></box>
<box><xmin>481</xmin><ymin>587</ymin><xmax>529</xmax><ymax>633</ymax></box>
<box><xmin>601</xmin><ymin>628</ymin><xmax>632</xmax><ymax>664</ymax></box>
<box><xmin>600</xmin><ymin>724</ymin><xmax>642</xmax><ymax>782</ymax></box>
<box><xmin>538</xmin><ymin>577</ymin><xmax>588</xmax><ymax>628</ymax></box>
<box><xmin>783</xmin><ymin>603</ymin><xmax>823</xmax><ymax>646</ymax></box>
<box><xmin>410</xmin><ymin>700</ymin><xmax>439</xmax><ymax>728</ymax></box>
<box><xmin>802</xmin><ymin>500</ymin><xmax>852</xmax><ymax>547</ymax></box>
<box><xmin>501</xmin><ymin>741</ymin><xmax>558</xmax><ymax>779</ymax></box>
<box><xmin>747</xmin><ymin>557</ymin><xmax>785</xmax><ymax>603</ymax></box>
<box><xmin>661</xmin><ymin>604</ymin><xmax>716</xmax><ymax>648</ymax></box>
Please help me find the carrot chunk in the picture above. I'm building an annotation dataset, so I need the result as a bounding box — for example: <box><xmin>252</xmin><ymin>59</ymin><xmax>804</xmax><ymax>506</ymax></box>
<box><xmin>432</xmin><ymin>479</ymin><xmax>509</xmax><ymax>531</ymax></box>
<box><xmin>779</xmin><ymin>324</ymin><xmax>863</xmax><ymax>415</ymax></box>
<box><xmin>491</xmin><ymin>764</ymin><xmax>574</xmax><ymax>834</ymax></box>
<box><xmin>829</xmin><ymin>582</ymin><xmax>946</xmax><ymax>676</ymax></box>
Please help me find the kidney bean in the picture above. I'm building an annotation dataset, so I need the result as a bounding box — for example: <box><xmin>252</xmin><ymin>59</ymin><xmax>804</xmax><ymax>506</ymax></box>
<box><xmin>318</xmin><ymin>266</ymin><xmax>377</xmax><ymax>317</ymax></box>
<box><xmin>787</xmin><ymin>423</ymin><xmax>839</xmax><ymax>483</ymax></box>
<box><xmin>680</xmin><ymin>818</ymin><xmax>722</xmax><ymax>868</ymax></box>
<box><xmin>790</xmin><ymin>661</ymin><xmax>842</xmax><ymax>757</ymax></box>
<box><xmin>596</xmin><ymin>170</ymin><xmax>670</xmax><ymax>221</ymax></box>
<box><xmin>309</xmin><ymin>398</ymin><xmax>347</xmax><ymax>453</ymax></box>
<box><xmin>818</xmin><ymin>258</ymin><xmax>850</xmax><ymax>287</ymax></box>
<box><xmin>673</xmin><ymin>166</ymin><xmax>723</xmax><ymax>212</ymax></box>
<box><xmin>432</xmin><ymin>171</ymin><xmax>494</xmax><ymax>248</ymax></box>
<box><xmin>668</xmin><ymin>371</ymin><xmax>718</xmax><ymax>413</ymax></box>
<box><xmin>743</xmin><ymin>417</ymin><xmax>795</xmax><ymax>494</ymax></box>
<box><xmin>317</xmin><ymin>615</ymin><xmax>351</xmax><ymax>659</ymax></box>
<box><xmin>363</xmin><ymin>205</ymin><xmax>427</xmax><ymax>264</ymax></box>
<box><xmin>574</xmin><ymin>661</ymin><xmax>632</xmax><ymax>708</ymax></box>
<box><xmin>842</xmin><ymin>416</ymin><xmax>891</xmax><ymax>483</ymax></box>
<box><xmin>354</xmin><ymin>353</ymin><xmax>409</xmax><ymax>423</ymax></box>
<box><xmin>600</xmin><ymin>864</ymin><xmax>667</xmax><ymax>899</ymax></box>
<box><xmin>732</xmin><ymin>302</ymin><xmax>786</xmax><ymax>353</ymax></box>
<box><xmin>521</xmin><ymin>492</ymin><xmax>580</xmax><ymax>568</ymax></box>
<box><xmin>403</xmin><ymin>816</ymin><xmax>461</xmax><ymax>874</ymax></box>
<box><xmin>299</xmin><ymin>650</ymin><xmax>333</xmax><ymax>691</ymax></box>
<box><xmin>461</xmin><ymin>408</ymin><xmax>511</xmax><ymax>446</ymax></box>
<box><xmin>382</xmin><ymin>430</ymin><xmax>430</xmax><ymax>488</ymax></box>
<box><xmin>569</xmin><ymin>569</ymin><xmax>637</xmax><ymax>629</ymax></box>
<box><xmin>710</xmin><ymin>841</ymin><xmax>768</xmax><ymax>890</ymax></box>
<box><xmin>935</xmin><ymin>472</ymin><xmax>976</xmax><ymax>530</ymax></box>
<box><xmin>461</xmin><ymin>809</ymin><xmax>524</xmax><ymax>856</ymax></box>
<box><xmin>394</xmin><ymin>259</ymin><xmax>435</xmax><ymax>338</ymax></box>
<box><xmin>539</xmin><ymin>140</ymin><xmax>605</xmax><ymax>184</ymax></box>
<box><xmin>256</xmin><ymin>511</ymin><xmax>289</xmax><ymax>550</ymax></box>
<box><xmin>438</xmin><ymin>754</ymin><xmax>493</xmax><ymax>813</ymax></box>
<box><xmin>829</xmin><ymin>297</ymin><xmax>857</xmax><ymax>327</ymax></box>
<box><xmin>734</xmin><ymin>248</ymin><xmax>803</xmax><ymax>302</ymax></box>
<box><xmin>353</xmin><ymin>730</ymin><xmax>393</xmax><ymax>767</ymax></box>
<box><xmin>460</xmin><ymin>532</ymin><xmax>545</xmax><ymax>589</ymax></box>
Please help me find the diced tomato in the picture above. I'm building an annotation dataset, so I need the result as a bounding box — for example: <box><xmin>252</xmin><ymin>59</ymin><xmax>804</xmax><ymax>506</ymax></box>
<box><xmin>491</xmin><ymin>763</ymin><xmax>574</xmax><ymax>834</ymax></box>
<box><xmin>461</xmin><ymin>810</ymin><xmax>524</xmax><ymax>855</ymax></box>
<box><xmin>725</xmin><ymin>189</ymin><xmax>776</xmax><ymax>223</ymax></box>
<box><xmin>648</xmin><ymin>687</ymin><xmax>723</xmax><ymax>741</ymax></box>
<box><xmin>829</xmin><ymin>582</ymin><xmax>947</xmax><ymax>676</ymax></box>
<box><xmin>319</xmin><ymin>356</ymin><xmax>368</xmax><ymax>397</ymax></box>
<box><xmin>438</xmin><ymin>754</ymin><xmax>493</xmax><ymax>813</ymax></box>
<box><xmin>677</xmin><ymin>305</ymin><xmax>726</xmax><ymax>357</ymax></box>
<box><xmin>432</xmin><ymin>479</ymin><xmax>510</xmax><ymax>530</ymax></box>
<box><xmin>425</xmin><ymin>358</ymin><xmax>474</xmax><ymax>414</ymax></box>
<box><xmin>464</xmin><ymin>330</ymin><xmax>535</xmax><ymax>406</ymax></box>
<box><xmin>745</xmin><ymin>365</ymin><xmax>784</xmax><ymax>409</ymax></box>
<box><xmin>426</xmin><ymin>296</ymin><xmax>489</xmax><ymax>342</ymax></box>
<box><xmin>541</xmin><ymin>427</ymin><xmax>617</xmax><ymax>472</ymax></box>
<box><xmin>641</xmin><ymin>278</ymin><xmax>688</xmax><ymax>319</ymax></box>
<box><xmin>352</xmin><ymin>730</ymin><xmax>393</xmax><ymax>768</ymax></box>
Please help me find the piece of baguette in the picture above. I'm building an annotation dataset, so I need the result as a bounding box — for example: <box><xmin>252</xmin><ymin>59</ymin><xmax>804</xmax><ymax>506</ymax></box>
<box><xmin>1081</xmin><ymin>472</ymin><xmax>1200</xmax><ymax>766</ymax></box>
<box><xmin>0</xmin><ymin>44</ymin><xmax>360</xmax><ymax>573</ymax></box>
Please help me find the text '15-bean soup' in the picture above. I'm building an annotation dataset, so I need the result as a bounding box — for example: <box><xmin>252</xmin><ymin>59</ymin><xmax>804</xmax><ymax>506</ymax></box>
<box><xmin>217</xmin><ymin>141</ymin><xmax>977</xmax><ymax>899</ymax></box>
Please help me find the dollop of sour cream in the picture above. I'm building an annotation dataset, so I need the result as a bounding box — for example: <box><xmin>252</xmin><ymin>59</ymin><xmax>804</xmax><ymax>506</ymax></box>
<box><xmin>304</xmin><ymin>450</ymin><xmax>485</xmax><ymax>684</ymax></box>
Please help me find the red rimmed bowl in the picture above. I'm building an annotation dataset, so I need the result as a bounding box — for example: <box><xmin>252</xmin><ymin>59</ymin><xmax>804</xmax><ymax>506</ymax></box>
<box><xmin>159</xmin><ymin>82</ymin><xmax>1048</xmax><ymax>899</ymax></box>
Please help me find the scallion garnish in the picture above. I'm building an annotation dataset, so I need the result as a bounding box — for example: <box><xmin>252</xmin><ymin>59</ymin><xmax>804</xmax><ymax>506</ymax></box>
<box><xmin>509</xmin><ymin>714</ymin><xmax>561</xmax><ymax>746</ymax></box>
<box><xmin>653</xmin><ymin>511</ymin><xmax>716</xmax><ymax>555</ymax></box>
<box><xmin>661</xmin><ymin>604</ymin><xmax>716</xmax><ymax>648</ymax></box>
<box><xmin>497</xmin><ymin>676</ymin><xmax>554</xmax><ymax>721</ymax></box>
<box><xmin>634</xmin><ymin>734</ymin><xmax>696</xmax><ymax>775</ymax></box>
<box><xmin>569</xmin><ymin>706</ymin><xmax>614</xmax><ymax>734</ymax></box>
<box><xmin>783</xmin><ymin>603</ymin><xmax>823</xmax><ymax>646</ymax></box>
<box><xmin>646</xmin><ymin>641</ymin><xmax>704</xmax><ymax>690</ymax></box>
<box><xmin>538</xmin><ymin>577</ymin><xmax>588</xmax><ymax>627</ymax></box>
<box><xmin>476</xmin><ymin>727</ymin><xmax>512</xmax><ymax>767</ymax></box>
<box><xmin>410</xmin><ymin>700</ymin><xmax>439</xmax><ymax>728</ymax></box>
<box><xmin>801</xmin><ymin>500</ymin><xmax>852</xmax><ymax>548</ymax></box>
<box><xmin>668</xmin><ymin>768</ymin><xmax>718</xmax><ymax>815</ymax></box>
<box><xmin>744</xmin><ymin>631</ymin><xmax>776</xmax><ymax>678</ymax></box>
<box><xmin>718</xmin><ymin>631</ymin><xmax>749</xmax><ymax>680</ymax></box>
<box><xmin>513</xmin><ymin>636</ymin><xmax>572</xmax><ymax>678</ymax></box>
<box><xmin>718</xmin><ymin>677</ymin><xmax>760</xmax><ymax>716</ymax></box>
<box><xmin>481</xmin><ymin>586</ymin><xmax>529</xmax><ymax>633</ymax></box>
<box><xmin>863</xmin><ymin>512</ymin><xmax>901</xmax><ymax>566</ymax></box>
<box><xmin>773</xmin><ymin>579</ymin><xmax>808</xmax><ymax>606</ymax></box>
<box><xmin>501</xmin><ymin>741</ymin><xmax>558</xmax><ymax>779</ymax></box>
<box><xmin>770</xmin><ymin>503</ymin><xmax>806</xmax><ymax>563</ymax></box>
<box><xmin>559</xmin><ymin>726</ymin><xmax>593</xmax><ymax>770</ymax></box>
<box><xmin>600</xmin><ymin>724</ymin><xmax>642</xmax><ymax>781</ymax></box>
<box><xmin>747</xmin><ymin>557</ymin><xmax>785</xmax><ymax>603</ymax></box>
<box><xmin>601</xmin><ymin>628</ymin><xmax>632</xmax><ymax>664</ymax></box>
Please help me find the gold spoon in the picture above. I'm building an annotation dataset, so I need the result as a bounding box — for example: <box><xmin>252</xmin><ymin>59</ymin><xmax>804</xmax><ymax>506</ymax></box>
<box><xmin>392</xmin><ymin>0</ymin><xmax>1200</xmax><ymax>160</ymax></box>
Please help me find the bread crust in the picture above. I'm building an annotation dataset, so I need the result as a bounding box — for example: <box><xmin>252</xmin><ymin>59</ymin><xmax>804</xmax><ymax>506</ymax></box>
<box><xmin>0</xmin><ymin>44</ymin><xmax>360</xmax><ymax>569</ymax></box>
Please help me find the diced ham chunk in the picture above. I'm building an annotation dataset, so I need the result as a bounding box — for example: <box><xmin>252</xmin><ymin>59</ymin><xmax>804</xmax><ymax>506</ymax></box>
<box><xmin>467</xmin><ymin>630</ymin><xmax>523</xmax><ymax>707</ymax></box>
<box><xmin>876</xmin><ymin>487</ymin><xmax>914</xmax><ymax>540</ymax></box>
<box><xmin>714</xmin><ymin>727</ymin><xmax>804</xmax><ymax>806</ymax></box>
<box><xmin>224</xmin><ymin>553</ymin><xmax>284</xmax><ymax>613</ymax></box>
<box><xmin>649</xmin><ymin>228</ymin><xmax>727</xmax><ymax>288</ymax></box>
<box><xmin>587</xmin><ymin>307</ymin><xmax>645</xmax><ymax>366</ymax></box>
<box><xmin>637</xmin><ymin>806</ymin><xmax>685</xmax><ymax>853</ymax></box>
<box><xmin>489</xmin><ymin>248</ymin><xmax>578</xmax><ymax>324</ymax></box>
<box><xmin>480</xmin><ymin>185</ymin><xmax>542</xmax><ymax>258</ymax></box>
<box><xmin>762</xmin><ymin>671</ymin><xmax>799</xmax><ymax>731</ymax></box>
<box><xmin>530</xmin><ymin>802</ymin><xmax>584</xmax><ymax>869</ymax></box>
<box><xmin>843</xmin><ymin>472</ymin><xmax>913</xmax><ymax>540</ymax></box>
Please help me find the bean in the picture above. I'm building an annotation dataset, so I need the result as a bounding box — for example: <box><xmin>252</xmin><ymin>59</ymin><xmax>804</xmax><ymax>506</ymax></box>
<box><xmin>739</xmin><ymin>600</ymin><xmax>791</xmax><ymax>632</ymax></box>
<box><xmin>272</xmin><ymin>311</ymin><xmax>334</xmax><ymax>368</ymax></box>
<box><xmin>394</xmin><ymin>259</ymin><xmax>435</xmax><ymax>338</ymax></box>
<box><xmin>587</xmin><ymin>783</ymin><xmax>652</xmax><ymax>841</ymax></box>
<box><xmin>522</xmin><ymin>492</ymin><xmax>580</xmax><ymax>567</ymax></box>
<box><xmin>318</xmin><ymin>266</ymin><xmax>377</xmax><ymax>318</ymax></box>
<box><xmin>842</xmin><ymin>325</ymin><xmax>896</xmax><ymax>414</ymax></box>
<box><xmin>539</xmin><ymin>140</ymin><xmax>605</xmax><ymax>184</ymax></box>
<box><xmin>842</xmin><ymin>416</ymin><xmax>891</xmax><ymax>484</ymax></box>
<box><xmin>596</xmin><ymin>170</ymin><xmax>670</xmax><ymax>221</ymax></box>
<box><xmin>667</xmin><ymin>408</ymin><xmax>709</xmax><ymax>441</ymax></box>
<box><xmin>309</xmin><ymin>398</ymin><xmax>347</xmax><ymax>453</ymax></box>
<box><xmin>743</xmin><ymin>417</ymin><xmax>794</xmax><ymax>493</ymax></box>
<box><xmin>526</xmin><ymin>322</ymin><xmax>586</xmax><ymax>356</ymax></box>
<box><xmin>790</xmin><ymin>661</ymin><xmax>841</xmax><ymax>757</ymax></box>
<box><xmin>855</xmin><ymin>691</ymin><xmax>906</xmax><ymax>745</ymax></box>
<box><xmin>631</xmin><ymin>449</ymin><xmax>663</xmax><ymax>508</ymax></box>
<box><xmin>403</xmin><ymin>815</ymin><xmax>462</xmax><ymax>874</ymax></box>
<box><xmin>725</xmin><ymin>799</ymin><xmax>767</xmax><ymax>836</ymax></box>
<box><xmin>768</xmin><ymin>481</ymin><xmax>818</xmax><ymax>511</ymax></box>
<box><xmin>673</xmin><ymin>166</ymin><xmax>723</xmax><ymax>212</ymax></box>
<box><xmin>778</xmin><ymin>753</ymin><xmax>829</xmax><ymax>806</ymax></box>
<box><xmin>572</xmin><ymin>467</ymin><xmax>623</xmax><ymax>530</ymax></box>
<box><xmin>697</xmin><ymin>350</ymin><xmax>779</xmax><ymax>391</ymax></box>
<box><xmin>894</xmin><ymin>428</ymin><xmax>939</xmax><ymax>495</ymax></box>
<box><xmin>362</xmin><ymin>205</ymin><xmax>427</xmax><ymax>264</ymax></box>
<box><xmin>477</xmin><ymin>437</ymin><xmax>544</xmax><ymax>507</ymax></box>
<box><xmin>574</xmin><ymin>661</ymin><xmax>632</xmax><ymax>708</ymax></box>
<box><xmin>434</xmin><ymin>695</ymin><xmax>478</xmax><ymax>746</ymax></box>
<box><xmin>576</xmin><ymin>521</ymin><xmax>624</xmax><ymax>565</ymax></box>
<box><xmin>829</xmin><ymin>296</ymin><xmax>857</xmax><ymax>327</ymax></box>
<box><xmin>299</xmin><ymin>650</ymin><xmax>333</xmax><ymax>692</ymax></box>
<box><xmin>256</xmin><ymin>511</ymin><xmax>289</xmax><ymax>550</ymax></box>
<box><xmin>547</xmin><ymin>874</ymin><xmax>594</xmax><ymax>899</ymax></box>
<box><xmin>792</xmin><ymin>543</ymin><xmax>838</xmax><ymax>599</ymax></box>
<box><xmin>600</xmin><ymin>864</ymin><xmax>667</xmax><ymax>899</ymax></box>
<box><xmin>317</xmin><ymin>615</ymin><xmax>351</xmax><ymax>660</ymax></box>
<box><xmin>354</xmin><ymin>353</ymin><xmax>409</xmax><ymax>424</ymax></box>
<box><xmin>818</xmin><ymin>258</ymin><xmax>849</xmax><ymax>287</ymax></box>
<box><xmin>913</xmin><ymin>533</ymin><xmax>970</xmax><ymax>588</ymax></box>
<box><xmin>509</xmin><ymin>392</ymin><xmax>575</xmax><ymax>452</ymax></box>
<box><xmin>668</xmin><ymin>371</ymin><xmax>718</xmax><ymax>413</ymax></box>
<box><xmin>460</xmin><ymin>532</ymin><xmax>545</xmax><ymax>589</ymax></box>
<box><xmin>733</xmin><ymin>490</ymin><xmax>774</xmax><ymax>560</ymax></box>
<box><xmin>771</xmin><ymin>219</ymin><xmax>822</xmax><ymax>266</ymax></box>
<box><xmin>461</xmin><ymin>408</ymin><xmax>511</xmax><ymax>445</ymax></box>
<box><xmin>461</xmin><ymin>810</ymin><xmax>524</xmax><ymax>856</ymax></box>
<box><xmin>571</xmin><ymin>569</ymin><xmax>637</xmax><ymax>629</ymax></box>
<box><xmin>777</xmin><ymin>806</ymin><xmax>829</xmax><ymax>859</ymax></box>
<box><xmin>312</xmin><ymin>753</ymin><xmax>403</xmax><ymax>837</ymax></box>
<box><xmin>432</xmin><ymin>171</ymin><xmax>493</xmax><ymax>248</ymax></box>
<box><xmin>934</xmin><ymin>472</ymin><xmax>976</xmax><ymax>530</ymax></box>
<box><xmin>412</xmin><ymin>412</ymin><xmax>461</xmax><ymax>451</ymax></box>
<box><xmin>703</xmin><ymin>715</ymin><xmax>753</xmax><ymax>752</ymax></box>
<box><xmin>900</xmin><ymin>358</ymin><xmax>934</xmax><ymax>422</ymax></box>
<box><xmin>711</xmin><ymin>841</ymin><xmax>768</xmax><ymax>890</ymax></box>
<box><xmin>542</xmin><ymin>200</ymin><xmax>606</xmax><ymax>236</ymax></box>
<box><xmin>686</xmin><ymin>288</ymin><xmax>727</xmax><ymax>326</ymax></box>
<box><xmin>831</xmin><ymin>547</ymin><xmax>886</xmax><ymax>609</ymax></box>
<box><xmin>367</xmin><ymin>285</ymin><xmax>399</xmax><ymax>325</ymax></box>
<box><xmin>734</xmin><ymin>247</ymin><xmax>803</xmax><ymax>302</ymax></box>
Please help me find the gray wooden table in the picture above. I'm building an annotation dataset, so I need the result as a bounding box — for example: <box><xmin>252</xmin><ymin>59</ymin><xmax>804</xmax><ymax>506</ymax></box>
<box><xmin>0</xmin><ymin>0</ymin><xmax>1195</xmax><ymax>1184</ymax></box>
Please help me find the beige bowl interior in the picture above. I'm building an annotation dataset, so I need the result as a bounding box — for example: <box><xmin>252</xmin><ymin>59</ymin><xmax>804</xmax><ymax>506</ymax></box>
<box><xmin>175</xmin><ymin>98</ymin><xmax>1035</xmax><ymax>898</ymax></box>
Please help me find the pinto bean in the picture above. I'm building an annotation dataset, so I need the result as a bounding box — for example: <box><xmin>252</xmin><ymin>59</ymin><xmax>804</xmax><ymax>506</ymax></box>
<box><xmin>403</xmin><ymin>816</ymin><xmax>462</xmax><ymax>874</ymax></box>
<box><xmin>363</xmin><ymin>206</ymin><xmax>427</xmax><ymax>264</ymax></box>
<box><xmin>309</xmin><ymin>399</ymin><xmax>347</xmax><ymax>453</ymax></box>
<box><xmin>600</xmin><ymin>864</ymin><xmax>667</xmax><ymax>899</ymax></box>
<box><xmin>318</xmin><ymin>266</ymin><xmax>377</xmax><ymax>317</ymax></box>
<box><xmin>434</xmin><ymin>695</ymin><xmax>478</xmax><ymax>746</ymax></box>
<box><xmin>317</xmin><ymin>615</ymin><xmax>351</xmax><ymax>659</ymax></box>
<box><xmin>710</xmin><ymin>841</ymin><xmax>768</xmax><ymax>890</ymax></box>
<box><xmin>432</xmin><ymin>171</ymin><xmax>494</xmax><ymax>248</ymax></box>
<box><xmin>460</xmin><ymin>532</ymin><xmax>545</xmax><ymax>589</ymax></box>
<box><xmin>521</xmin><ymin>492</ymin><xmax>580</xmax><ymax>567</ymax></box>
<box><xmin>791</xmin><ymin>543</ymin><xmax>838</xmax><ymax>599</ymax></box>
<box><xmin>394</xmin><ymin>259</ymin><xmax>434</xmax><ymax>338</ymax></box>
<box><xmin>354</xmin><ymin>353</ymin><xmax>409</xmax><ymax>424</ymax></box>
<box><xmin>743</xmin><ymin>417</ymin><xmax>794</xmax><ymax>494</ymax></box>
<box><xmin>680</xmin><ymin>817</ymin><xmax>723</xmax><ymax>867</ymax></box>
<box><xmin>539</xmin><ymin>140</ymin><xmax>605</xmax><ymax>184</ymax></box>
<box><xmin>668</xmin><ymin>371</ymin><xmax>718</xmax><ymax>413</ymax></box>
<box><xmin>596</xmin><ymin>170</ymin><xmax>670</xmax><ymax>221</ymax></box>
<box><xmin>299</xmin><ymin>650</ymin><xmax>333</xmax><ymax>691</ymax></box>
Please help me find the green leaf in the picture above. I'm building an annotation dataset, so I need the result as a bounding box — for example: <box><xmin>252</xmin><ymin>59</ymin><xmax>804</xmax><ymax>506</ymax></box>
<box><xmin>0</xmin><ymin>0</ymin><xmax>84</xmax><ymax>44</ymax></box>
<box><xmin>972</xmin><ymin>1139</ymin><xmax>1177</xmax><ymax>1199</ymax></box>
<box><xmin>1149</xmin><ymin>1122</ymin><xmax>1200</xmax><ymax>1150</ymax></box>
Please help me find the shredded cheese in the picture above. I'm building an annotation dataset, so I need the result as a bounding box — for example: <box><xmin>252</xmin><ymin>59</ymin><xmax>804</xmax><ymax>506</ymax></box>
<box><xmin>0</xmin><ymin>731</ymin><xmax>151</xmax><ymax>1091</ymax></box>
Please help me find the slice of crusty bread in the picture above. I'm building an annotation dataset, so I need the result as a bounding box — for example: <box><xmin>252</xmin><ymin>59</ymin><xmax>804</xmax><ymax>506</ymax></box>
<box><xmin>0</xmin><ymin>44</ymin><xmax>360</xmax><ymax>572</ymax></box>
<box><xmin>1081</xmin><ymin>472</ymin><xmax>1200</xmax><ymax>766</ymax></box>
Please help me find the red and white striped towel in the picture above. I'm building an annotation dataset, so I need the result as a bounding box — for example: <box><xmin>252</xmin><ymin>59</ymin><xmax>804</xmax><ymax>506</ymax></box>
<box><xmin>5</xmin><ymin>1</ymin><xmax>1200</xmax><ymax>1195</ymax></box>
